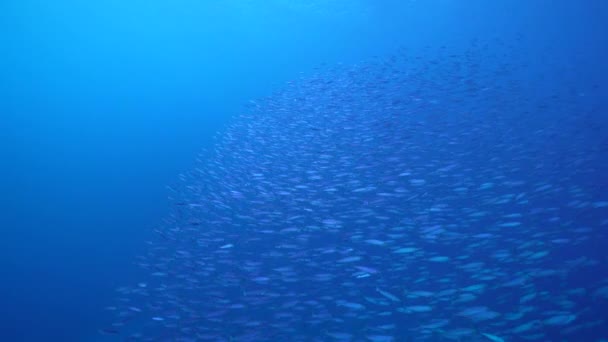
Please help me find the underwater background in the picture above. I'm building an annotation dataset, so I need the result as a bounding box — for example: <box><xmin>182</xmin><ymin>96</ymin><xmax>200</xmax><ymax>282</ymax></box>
<box><xmin>2</xmin><ymin>0</ymin><xmax>607</xmax><ymax>341</ymax></box>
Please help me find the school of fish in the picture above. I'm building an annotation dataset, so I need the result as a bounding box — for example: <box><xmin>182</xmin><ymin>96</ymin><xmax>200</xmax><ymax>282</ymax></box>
<box><xmin>103</xmin><ymin>42</ymin><xmax>608</xmax><ymax>341</ymax></box>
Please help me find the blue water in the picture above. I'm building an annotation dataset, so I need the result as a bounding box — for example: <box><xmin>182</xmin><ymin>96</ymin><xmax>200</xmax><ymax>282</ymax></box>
<box><xmin>1</xmin><ymin>1</ymin><xmax>607</xmax><ymax>341</ymax></box>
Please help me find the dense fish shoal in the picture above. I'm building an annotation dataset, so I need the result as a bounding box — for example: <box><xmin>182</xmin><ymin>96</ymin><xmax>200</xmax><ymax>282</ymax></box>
<box><xmin>103</xmin><ymin>43</ymin><xmax>608</xmax><ymax>341</ymax></box>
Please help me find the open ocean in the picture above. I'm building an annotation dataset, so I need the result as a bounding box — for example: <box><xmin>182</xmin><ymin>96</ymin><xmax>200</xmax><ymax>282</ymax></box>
<box><xmin>2</xmin><ymin>1</ymin><xmax>607</xmax><ymax>341</ymax></box>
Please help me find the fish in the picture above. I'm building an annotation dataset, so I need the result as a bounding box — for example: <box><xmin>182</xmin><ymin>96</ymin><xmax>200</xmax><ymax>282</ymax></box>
<box><xmin>375</xmin><ymin>288</ymin><xmax>401</xmax><ymax>302</ymax></box>
<box><xmin>481</xmin><ymin>332</ymin><xmax>505</xmax><ymax>342</ymax></box>
<box><xmin>105</xmin><ymin>41</ymin><xmax>608</xmax><ymax>341</ymax></box>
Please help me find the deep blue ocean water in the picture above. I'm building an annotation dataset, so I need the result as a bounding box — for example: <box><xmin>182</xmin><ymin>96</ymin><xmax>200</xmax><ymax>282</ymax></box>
<box><xmin>2</xmin><ymin>1</ymin><xmax>607</xmax><ymax>341</ymax></box>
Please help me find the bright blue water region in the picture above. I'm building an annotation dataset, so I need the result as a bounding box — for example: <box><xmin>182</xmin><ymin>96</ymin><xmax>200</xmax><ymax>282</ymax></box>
<box><xmin>1</xmin><ymin>1</ymin><xmax>607</xmax><ymax>341</ymax></box>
